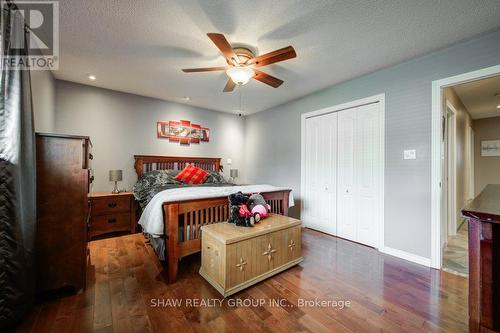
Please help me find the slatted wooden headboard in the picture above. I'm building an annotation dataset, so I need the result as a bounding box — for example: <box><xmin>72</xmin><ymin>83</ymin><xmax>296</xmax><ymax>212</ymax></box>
<box><xmin>134</xmin><ymin>155</ymin><xmax>222</xmax><ymax>178</ymax></box>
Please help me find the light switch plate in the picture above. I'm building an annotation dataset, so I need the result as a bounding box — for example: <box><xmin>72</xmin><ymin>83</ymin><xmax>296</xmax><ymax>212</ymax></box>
<box><xmin>404</xmin><ymin>149</ymin><xmax>417</xmax><ymax>160</ymax></box>
<box><xmin>403</xmin><ymin>149</ymin><xmax>417</xmax><ymax>160</ymax></box>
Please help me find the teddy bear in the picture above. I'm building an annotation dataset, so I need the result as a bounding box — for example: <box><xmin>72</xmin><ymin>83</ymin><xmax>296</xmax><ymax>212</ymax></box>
<box><xmin>247</xmin><ymin>193</ymin><xmax>271</xmax><ymax>222</ymax></box>
<box><xmin>227</xmin><ymin>191</ymin><xmax>257</xmax><ymax>227</ymax></box>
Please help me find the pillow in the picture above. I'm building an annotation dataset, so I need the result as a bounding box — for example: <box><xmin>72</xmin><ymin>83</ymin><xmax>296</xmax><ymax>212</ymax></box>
<box><xmin>175</xmin><ymin>164</ymin><xmax>209</xmax><ymax>184</ymax></box>
<box><xmin>204</xmin><ymin>170</ymin><xmax>226</xmax><ymax>184</ymax></box>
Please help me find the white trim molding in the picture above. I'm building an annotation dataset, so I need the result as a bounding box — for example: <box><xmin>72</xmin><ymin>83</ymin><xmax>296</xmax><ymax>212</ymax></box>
<box><xmin>300</xmin><ymin>93</ymin><xmax>385</xmax><ymax>250</ymax></box>
<box><xmin>431</xmin><ymin>64</ymin><xmax>500</xmax><ymax>269</ymax></box>
<box><xmin>445</xmin><ymin>100</ymin><xmax>457</xmax><ymax>237</ymax></box>
<box><xmin>380</xmin><ymin>247</ymin><xmax>431</xmax><ymax>267</ymax></box>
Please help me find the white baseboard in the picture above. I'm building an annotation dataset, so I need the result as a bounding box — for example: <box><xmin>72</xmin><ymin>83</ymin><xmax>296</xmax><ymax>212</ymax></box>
<box><xmin>380</xmin><ymin>246</ymin><xmax>431</xmax><ymax>267</ymax></box>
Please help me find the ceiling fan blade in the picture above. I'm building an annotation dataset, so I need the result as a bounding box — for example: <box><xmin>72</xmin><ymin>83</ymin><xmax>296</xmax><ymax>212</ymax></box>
<box><xmin>253</xmin><ymin>70</ymin><xmax>283</xmax><ymax>88</ymax></box>
<box><xmin>223</xmin><ymin>78</ymin><xmax>236</xmax><ymax>92</ymax></box>
<box><xmin>182</xmin><ymin>66</ymin><xmax>226</xmax><ymax>73</ymax></box>
<box><xmin>249</xmin><ymin>46</ymin><xmax>296</xmax><ymax>67</ymax></box>
<box><xmin>207</xmin><ymin>33</ymin><xmax>240</xmax><ymax>65</ymax></box>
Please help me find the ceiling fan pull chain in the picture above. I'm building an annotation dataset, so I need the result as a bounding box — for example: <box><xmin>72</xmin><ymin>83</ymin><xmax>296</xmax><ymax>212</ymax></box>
<box><xmin>239</xmin><ymin>87</ymin><xmax>242</xmax><ymax>113</ymax></box>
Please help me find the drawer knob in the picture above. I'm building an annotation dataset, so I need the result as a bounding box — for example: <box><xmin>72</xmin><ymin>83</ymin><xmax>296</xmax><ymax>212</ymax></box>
<box><xmin>107</xmin><ymin>218</ymin><xmax>117</xmax><ymax>224</ymax></box>
<box><xmin>262</xmin><ymin>243</ymin><xmax>277</xmax><ymax>262</ymax></box>
<box><xmin>108</xmin><ymin>202</ymin><xmax>117</xmax><ymax>208</ymax></box>
<box><xmin>236</xmin><ymin>257</ymin><xmax>247</xmax><ymax>272</ymax></box>
<box><xmin>288</xmin><ymin>240</ymin><xmax>296</xmax><ymax>252</ymax></box>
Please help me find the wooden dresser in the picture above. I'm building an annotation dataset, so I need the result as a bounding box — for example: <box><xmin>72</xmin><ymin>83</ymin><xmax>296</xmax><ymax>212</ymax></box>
<box><xmin>35</xmin><ymin>133</ymin><xmax>92</xmax><ymax>293</ymax></box>
<box><xmin>200</xmin><ymin>214</ymin><xmax>303</xmax><ymax>297</ymax></box>
<box><xmin>88</xmin><ymin>192</ymin><xmax>136</xmax><ymax>239</ymax></box>
<box><xmin>462</xmin><ymin>184</ymin><xmax>500</xmax><ymax>333</ymax></box>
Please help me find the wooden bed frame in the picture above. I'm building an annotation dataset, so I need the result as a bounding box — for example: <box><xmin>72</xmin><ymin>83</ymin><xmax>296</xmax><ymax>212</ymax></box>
<box><xmin>133</xmin><ymin>155</ymin><xmax>291</xmax><ymax>283</ymax></box>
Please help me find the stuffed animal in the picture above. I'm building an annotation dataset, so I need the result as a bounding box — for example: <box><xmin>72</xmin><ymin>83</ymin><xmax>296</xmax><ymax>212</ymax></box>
<box><xmin>247</xmin><ymin>193</ymin><xmax>271</xmax><ymax>222</ymax></box>
<box><xmin>227</xmin><ymin>191</ymin><xmax>257</xmax><ymax>227</ymax></box>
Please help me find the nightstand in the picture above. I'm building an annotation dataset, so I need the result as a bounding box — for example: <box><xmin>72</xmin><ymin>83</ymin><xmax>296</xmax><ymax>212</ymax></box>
<box><xmin>88</xmin><ymin>192</ymin><xmax>137</xmax><ymax>239</ymax></box>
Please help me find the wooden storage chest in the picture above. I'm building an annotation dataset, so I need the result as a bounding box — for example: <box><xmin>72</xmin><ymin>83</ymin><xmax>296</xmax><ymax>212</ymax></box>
<box><xmin>200</xmin><ymin>214</ymin><xmax>303</xmax><ymax>297</ymax></box>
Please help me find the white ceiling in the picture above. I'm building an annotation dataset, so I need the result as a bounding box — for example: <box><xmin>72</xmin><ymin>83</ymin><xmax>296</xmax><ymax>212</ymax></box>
<box><xmin>453</xmin><ymin>75</ymin><xmax>500</xmax><ymax>119</ymax></box>
<box><xmin>55</xmin><ymin>0</ymin><xmax>500</xmax><ymax>114</ymax></box>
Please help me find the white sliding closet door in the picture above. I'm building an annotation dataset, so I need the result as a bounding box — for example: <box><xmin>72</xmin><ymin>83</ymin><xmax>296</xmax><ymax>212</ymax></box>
<box><xmin>337</xmin><ymin>103</ymin><xmax>381</xmax><ymax>247</ymax></box>
<box><xmin>337</xmin><ymin>109</ymin><xmax>356</xmax><ymax>241</ymax></box>
<box><xmin>355</xmin><ymin>103</ymin><xmax>381</xmax><ymax>247</ymax></box>
<box><xmin>302</xmin><ymin>113</ymin><xmax>338</xmax><ymax>235</ymax></box>
<box><xmin>302</xmin><ymin>100</ymin><xmax>382</xmax><ymax>248</ymax></box>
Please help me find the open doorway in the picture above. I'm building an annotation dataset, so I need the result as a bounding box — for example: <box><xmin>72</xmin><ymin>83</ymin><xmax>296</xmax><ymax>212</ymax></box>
<box><xmin>440</xmin><ymin>75</ymin><xmax>500</xmax><ymax>276</ymax></box>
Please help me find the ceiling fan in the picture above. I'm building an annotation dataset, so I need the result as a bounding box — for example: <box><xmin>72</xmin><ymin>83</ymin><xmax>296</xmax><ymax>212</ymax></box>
<box><xmin>182</xmin><ymin>33</ymin><xmax>296</xmax><ymax>92</ymax></box>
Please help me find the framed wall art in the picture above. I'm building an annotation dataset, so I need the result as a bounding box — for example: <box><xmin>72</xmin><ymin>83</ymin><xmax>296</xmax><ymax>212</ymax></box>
<box><xmin>157</xmin><ymin>120</ymin><xmax>210</xmax><ymax>145</ymax></box>
<box><xmin>481</xmin><ymin>140</ymin><xmax>500</xmax><ymax>157</ymax></box>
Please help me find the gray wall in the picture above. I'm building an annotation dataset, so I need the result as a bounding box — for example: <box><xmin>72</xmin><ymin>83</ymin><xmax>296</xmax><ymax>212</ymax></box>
<box><xmin>473</xmin><ymin>116</ymin><xmax>500</xmax><ymax>194</ymax></box>
<box><xmin>55</xmin><ymin>81</ymin><xmax>245</xmax><ymax>192</ymax></box>
<box><xmin>31</xmin><ymin>70</ymin><xmax>56</xmax><ymax>132</ymax></box>
<box><xmin>244</xmin><ymin>29</ymin><xmax>500</xmax><ymax>259</ymax></box>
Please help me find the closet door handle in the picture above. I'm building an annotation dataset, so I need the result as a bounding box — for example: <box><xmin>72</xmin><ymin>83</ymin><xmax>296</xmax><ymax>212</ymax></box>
<box><xmin>346</xmin><ymin>188</ymin><xmax>349</xmax><ymax>193</ymax></box>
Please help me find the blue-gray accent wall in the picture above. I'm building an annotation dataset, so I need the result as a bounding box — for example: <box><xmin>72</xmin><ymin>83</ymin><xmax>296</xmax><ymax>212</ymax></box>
<box><xmin>244</xmin><ymin>29</ymin><xmax>500</xmax><ymax>259</ymax></box>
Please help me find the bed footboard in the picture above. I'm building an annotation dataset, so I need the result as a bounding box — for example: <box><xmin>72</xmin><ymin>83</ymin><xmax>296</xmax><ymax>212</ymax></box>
<box><xmin>162</xmin><ymin>190</ymin><xmax>290</xmax><ymax>283</ymax></box>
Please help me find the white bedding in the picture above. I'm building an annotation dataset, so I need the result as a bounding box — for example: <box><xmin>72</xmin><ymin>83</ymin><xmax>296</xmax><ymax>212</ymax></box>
<box><xmin>138</xmin><ymin>185</ymin><xmax>294</xmax><ymax>237</ymax></box>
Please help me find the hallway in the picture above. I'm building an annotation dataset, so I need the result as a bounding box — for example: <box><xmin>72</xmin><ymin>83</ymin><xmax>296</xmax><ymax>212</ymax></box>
<box><xmin>442</xmin><ymin>221</ymin><xmax>468</xmax><ymax>277</ymax></box>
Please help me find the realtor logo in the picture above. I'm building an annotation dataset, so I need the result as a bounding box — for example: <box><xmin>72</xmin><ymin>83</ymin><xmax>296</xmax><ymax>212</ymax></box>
<box><xmin>1</xmin><ymin>1</ymin><xmax>59</xmax><ymax>70</ymax></box>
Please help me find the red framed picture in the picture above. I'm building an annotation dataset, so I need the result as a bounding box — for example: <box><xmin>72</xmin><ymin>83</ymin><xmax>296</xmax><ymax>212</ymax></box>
<box><xmin>157</xmin><ymin>120</ymin><xmax>210</xmax><ymax>145</ymax></box>
<box><xmin>201</xmin><ymin>127</ymin><xmax>210</xmax><ymax>142</ymax></box>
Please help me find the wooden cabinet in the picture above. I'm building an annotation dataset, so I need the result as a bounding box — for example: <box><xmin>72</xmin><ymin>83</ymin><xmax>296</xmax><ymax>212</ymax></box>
<box><xmin>462</xmin><ymin>184</ymin><xmax>500</xmax><ymax>333</ymax></box>
<box><xmin>88</xmin><ymin>192</ymin><xmax>136</xmax><ymax>239</ymax></box>
<box><xmin>35</xmin><ymin>133</ymin><xmax>92</xmax><ymax>293</ymax></box>
<box><xmin>200</xmin><ymin>214</ymin><xmax>303</xmax><ymax>297</ymax></box>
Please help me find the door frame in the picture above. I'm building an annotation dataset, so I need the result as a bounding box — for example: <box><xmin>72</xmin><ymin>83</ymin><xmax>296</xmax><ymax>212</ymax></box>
<box><xmin>300</xmin><ymin>93</ymin><xmax>385</xmax><ymax>249</ymax></box>
<box><xmin>431</xmin><ymin>64</ymin><xmax>500</xmax><ymax>269</ymax></box>
<box><xmin>445</xmin><ymin>101</ymin><xmax>457</xmax><ymax>238</ymax></box>
<box><xmin>469</xmin><ymin>126</ymin><xmax>475</xmax><ymax>200</ymax></box>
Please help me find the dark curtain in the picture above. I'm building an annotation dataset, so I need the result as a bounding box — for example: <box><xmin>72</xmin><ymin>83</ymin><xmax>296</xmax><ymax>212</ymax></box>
<box><xmin>0</xmin><ymin>3</ymin><xmax>37</xmax><ymax>330</ymax></box>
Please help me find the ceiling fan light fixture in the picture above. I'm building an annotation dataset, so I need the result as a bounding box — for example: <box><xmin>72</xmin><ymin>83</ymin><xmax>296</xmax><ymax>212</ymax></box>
<box><xmin>226</xmin><ymin>66</ymin><xmax>254</xmax><ymax>85</ymax></box>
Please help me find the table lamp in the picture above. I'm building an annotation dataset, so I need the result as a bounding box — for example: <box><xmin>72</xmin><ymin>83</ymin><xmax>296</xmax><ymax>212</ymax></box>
<box><xmin>109</xmin><ymin>170</ymin><xmax>123</xmax><ymax>194</ymax></box>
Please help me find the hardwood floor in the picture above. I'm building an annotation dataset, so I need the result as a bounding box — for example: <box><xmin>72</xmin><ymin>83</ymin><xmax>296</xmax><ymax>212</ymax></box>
<box><xmin>443</xmin><ymin>221</ymin><xmax>468</xmax><ymax>277</ymax></box>
<box><xmin>17</xmin><ymin>229</ymin><xmax>468</xmax><ymax>332</ymax></box>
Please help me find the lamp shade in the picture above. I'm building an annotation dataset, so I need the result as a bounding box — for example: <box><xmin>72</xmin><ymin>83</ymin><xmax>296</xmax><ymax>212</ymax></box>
<box><xmin>230</xmin><ymin>169</ymin><xmax>238</xmax><ymax>178</ymax></box>
<box><xmin>109</xmin><ymin>170</ymin><xmax>123</xmax><ymax>182</ymax></box>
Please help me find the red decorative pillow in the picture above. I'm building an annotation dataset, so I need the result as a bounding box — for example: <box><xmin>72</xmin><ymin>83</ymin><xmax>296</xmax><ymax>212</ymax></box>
<box><xmin>175</xmin><ymin>164</ymin><xmax>209</xmax><ymax>184</ymax></box>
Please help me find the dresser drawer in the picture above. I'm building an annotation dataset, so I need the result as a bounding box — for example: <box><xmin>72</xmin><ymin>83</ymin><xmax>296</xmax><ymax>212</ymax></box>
<box><xmin>90</xmin><ymin>213</ymin><xmax>130</xmax><ymax>237</ymax></box>
<box><xmin>91</xmin><ymin>196</ymin><xmax>130</xmax><ymax>215</ymax></box>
